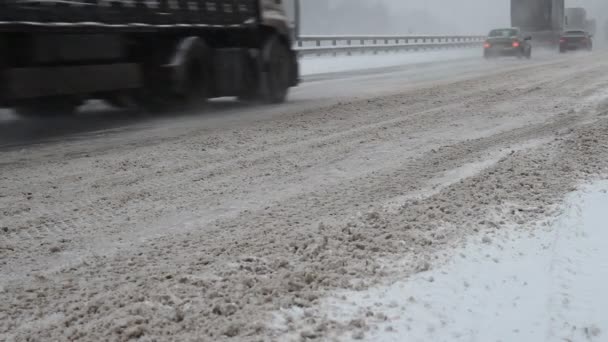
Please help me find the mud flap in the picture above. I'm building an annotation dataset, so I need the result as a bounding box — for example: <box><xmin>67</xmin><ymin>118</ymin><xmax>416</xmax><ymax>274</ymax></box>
<box><xmin>165</xmin><ymin>36</ymin><xmax>209</xmax><ymax>101</ymax></box>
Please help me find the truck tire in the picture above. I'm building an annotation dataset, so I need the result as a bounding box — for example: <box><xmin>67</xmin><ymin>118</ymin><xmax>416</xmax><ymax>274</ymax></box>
<box><xmin>170</xmin><ymin>37</ymin><xmax>209</xmax><ymax>105</ymax></box>
<box><xmin>259</xmin><ymin>36</ymin><xmax>291</xmax><ymax>104</ymax></box>
<box><xmin>136</xmin><ymin>37</ymin><xmax>209</xmax><ymax>112</ymax></box>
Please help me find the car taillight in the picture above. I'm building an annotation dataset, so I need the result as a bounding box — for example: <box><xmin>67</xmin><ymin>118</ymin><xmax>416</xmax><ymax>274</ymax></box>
<box><xmin>512</xmin><ymin>41</ymin><xmax>520</xmax><ymax>48</ymax></box>
<box><xmin>483</xmin><ymin>42</ymin><xmax>491</xmax><ymax>49</ymax></box>
<box><xmin>559</xmin><ymin>38</ymin><xmax>566</xmax><ymax>43</ymax></box>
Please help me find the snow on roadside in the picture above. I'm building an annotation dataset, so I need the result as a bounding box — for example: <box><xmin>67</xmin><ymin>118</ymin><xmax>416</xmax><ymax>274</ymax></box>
<box><xmin>275</xmin><ymin>181</ymin><xmax>608</xmax><ymax>342</ymax></box>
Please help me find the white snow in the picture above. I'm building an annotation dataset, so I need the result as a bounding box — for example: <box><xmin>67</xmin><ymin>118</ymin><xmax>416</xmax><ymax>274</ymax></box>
<box><xmin>312</xmin><ymin>181</ymin><xmax>608</xmax><ymax>342</ymax></box>
<box><xmin>300</xmin><ymin>49</ymin><xmax>481</xmax><ymax>76</ymax></box>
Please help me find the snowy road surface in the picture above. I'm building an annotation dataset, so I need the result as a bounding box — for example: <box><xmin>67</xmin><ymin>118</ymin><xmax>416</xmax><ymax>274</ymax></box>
<box><xmin>299</xmin><ymin>49</ymin><xmax>482</xmax><ymax>76</ymax></box>
<box><xmin>1</xmin><ymin>50</ymin><xmax>608</xmax><ymax>341</ymax></box>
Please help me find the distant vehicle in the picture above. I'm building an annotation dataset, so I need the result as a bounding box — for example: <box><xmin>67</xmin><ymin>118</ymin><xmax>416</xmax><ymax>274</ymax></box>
<box><xmin>511</xmin><ymin>0</ymin><xmax>564</xmax><ymax>47</ymax></box>
<box><xmin>559</xmin><ymin>30</ymin><xmax>593</xmax><ymax>53</ymax></box>
<box><xmin>565</xmin><ymin>7</ymin><xmax>597</xmax><ymax>36</ymax></box>
<box><xmin>565</xmin><ymin>8</ymin><xmax>587</xmax><ymax>30</ymax></box>
<box><xmin>484</xmin><ymin>28</ymin><xmax>532</xmax><ymax>59</ymax></box>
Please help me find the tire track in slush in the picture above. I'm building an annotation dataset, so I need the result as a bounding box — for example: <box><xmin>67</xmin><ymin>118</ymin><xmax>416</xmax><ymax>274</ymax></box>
<box><xmin>2</xmin><ymin>53</ymin><xmax>608</xmax><ymax>282</ymax></box>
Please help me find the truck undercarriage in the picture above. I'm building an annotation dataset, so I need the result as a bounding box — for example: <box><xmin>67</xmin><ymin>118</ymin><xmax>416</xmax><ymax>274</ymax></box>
<box><xmin>0</xmin><ymin>0</ymin><xmax>299</xmax><ymax>115</ymax></box>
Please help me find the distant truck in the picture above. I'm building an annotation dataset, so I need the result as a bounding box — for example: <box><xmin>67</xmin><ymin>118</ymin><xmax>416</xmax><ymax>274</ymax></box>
<box><xmin>0</xmin><ymin>0</ymin><xmax>300</xmax><ymax>117</ymax></box>
<box><xmin>565</xmin><ymin>7</ymin><xmax>587</xmax><ymax>30</ymax></box>
<box><xmin>511</xmin><ymin>0</ymin><xmax>565</xmax><ymax>47</ymax></box>
<box><xmin>565</xmin><ymin>8</ymin><xmax>596</xmax><ymax>36</ymax></box>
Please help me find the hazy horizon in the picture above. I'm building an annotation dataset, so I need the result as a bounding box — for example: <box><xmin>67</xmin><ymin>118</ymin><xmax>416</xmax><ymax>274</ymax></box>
<box><xmin>301</xmin><ymin>0</ymin><xmax>608</xmax><ymax>35</ymax></box>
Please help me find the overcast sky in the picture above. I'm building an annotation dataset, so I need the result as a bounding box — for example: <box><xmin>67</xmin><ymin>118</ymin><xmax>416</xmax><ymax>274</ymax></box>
<box><xmin>317</xmin><ymin>0</ymin><xmax>607</xmax><ymax>34</ymax></box>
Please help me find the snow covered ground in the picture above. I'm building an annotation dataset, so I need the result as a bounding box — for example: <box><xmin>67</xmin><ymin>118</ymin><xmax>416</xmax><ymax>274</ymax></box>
<box><xmin>276</xmin><ymin>181</ymin><xmax>608</xmax><ymax>342</ymax></box>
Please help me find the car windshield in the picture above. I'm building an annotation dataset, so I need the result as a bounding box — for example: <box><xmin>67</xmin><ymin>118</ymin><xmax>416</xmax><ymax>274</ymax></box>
<box><xmin>489</xmin><ymin>29</ymin><xmax>518</xmax><ymax>37</ymax></box>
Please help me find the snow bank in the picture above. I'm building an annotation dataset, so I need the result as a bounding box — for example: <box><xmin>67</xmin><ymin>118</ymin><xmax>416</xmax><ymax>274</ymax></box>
<box><xmin>298</xmin><ymin>181</ymin><xmax>608</xmax><ymax>342</ymax></box>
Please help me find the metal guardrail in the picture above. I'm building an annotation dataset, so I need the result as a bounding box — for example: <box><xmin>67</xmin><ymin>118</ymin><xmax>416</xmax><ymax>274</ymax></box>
<box><xmin>295</xmin><ymin>35</ymin><xmax>486</xmax><ymax>56</ymax></box>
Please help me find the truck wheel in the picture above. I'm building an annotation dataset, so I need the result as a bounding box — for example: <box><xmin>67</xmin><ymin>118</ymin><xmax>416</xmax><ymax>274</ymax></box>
<box><xmin>171</xmin><ymin>37</ymin><xmax>209</xmax><ymax>106</ymax></box>
<box><xmin>136</xmin><ymin>37</ymin><xmax>209</xmax><ymax>112</ymax></box>
<box><xmin>14</xmin><ymin>98</ymin><xmax>78</xmax><ymax>118</ymax></box>
<box><xmin>260</xmin><ymin>36</ymin><xmax>291</xmax><ymax>104</ymax></box>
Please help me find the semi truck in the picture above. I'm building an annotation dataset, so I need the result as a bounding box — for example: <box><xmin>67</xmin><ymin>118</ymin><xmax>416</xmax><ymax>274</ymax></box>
<box><xmin>565</xmin><ymin>7</ymin><xmax>588</xmax><ymax>30</ymax></box>
<box><xmin>511</xmin><ymin>0</ymin><xmax>564</xmax><ymax>47</ymax></box>
<box><xmin>565</xmin><ymin>8</ymin><xmax>597</xmax><ymax>35</ymax></box>
<box><xmin>0</xmin><ymin>0</ymin><xmax>300</xmax><ymax>117</ymax></box>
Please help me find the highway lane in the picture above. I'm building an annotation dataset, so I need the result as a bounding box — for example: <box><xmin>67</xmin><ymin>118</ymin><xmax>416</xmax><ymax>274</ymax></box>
<box><xmin>3</xmin><ymin>47</ymin><xmax>608</xmax><ymax>341</ymax></box>
<box><xmin>0</xmin><ymin>47</ymin><xmax>583</xmax><ymax>150</ymax></box>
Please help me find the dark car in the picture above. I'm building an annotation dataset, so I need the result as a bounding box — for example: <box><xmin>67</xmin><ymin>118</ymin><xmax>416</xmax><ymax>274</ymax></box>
<box><xmin>559</xmin><ymin>30</ymin><xmax>593</xmax><ymax>53</ymax></box>
<box><xmin>483</xmin><ymin>28</ymin><xmax>532</xmax><ymax>59</ymax></box>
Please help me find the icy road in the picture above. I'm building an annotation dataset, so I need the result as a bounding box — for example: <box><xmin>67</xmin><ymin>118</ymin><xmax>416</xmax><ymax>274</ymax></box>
<box><xmin>1</xmin><ymin>50</ymin><xmax>608</xmax><ymax>341</ymax></box>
